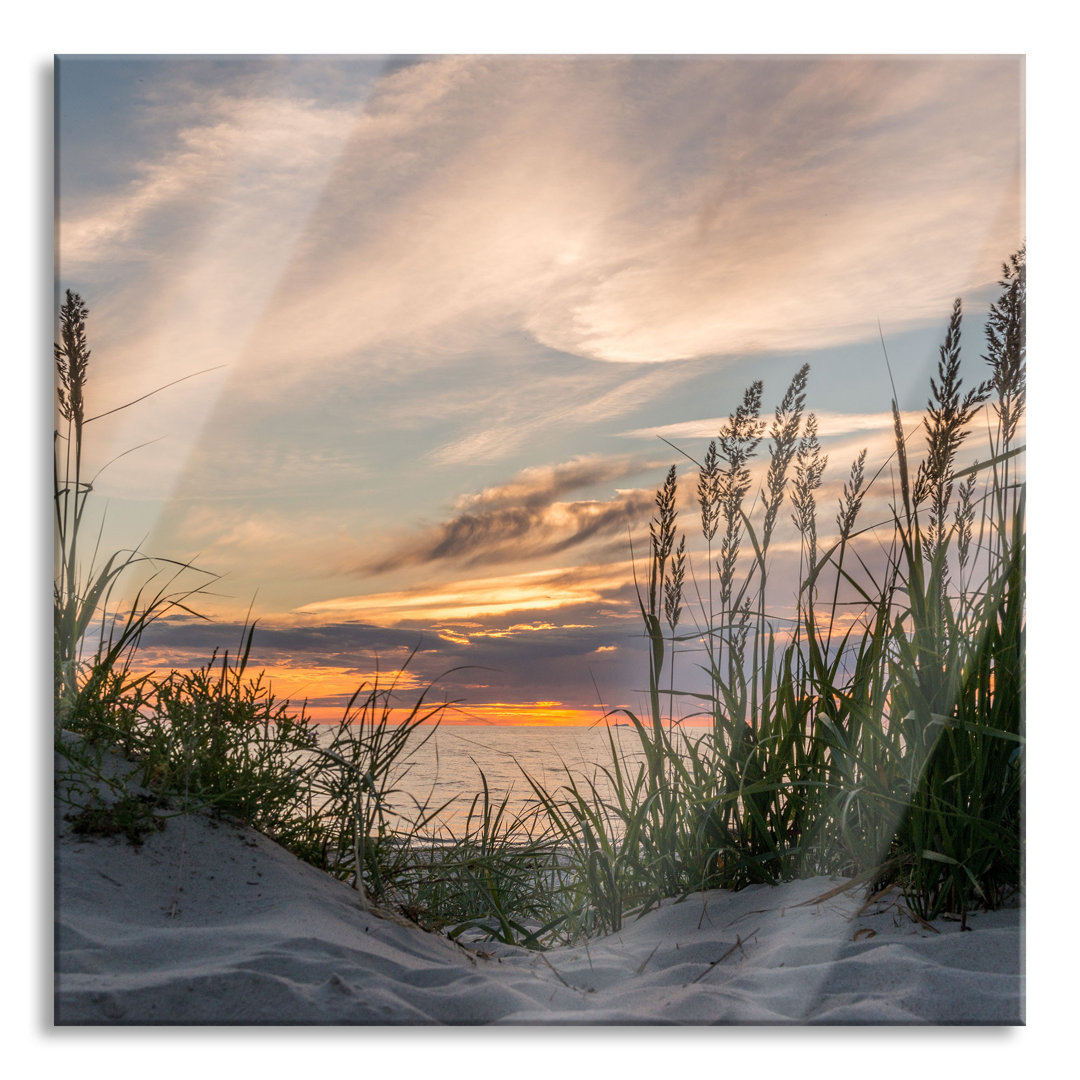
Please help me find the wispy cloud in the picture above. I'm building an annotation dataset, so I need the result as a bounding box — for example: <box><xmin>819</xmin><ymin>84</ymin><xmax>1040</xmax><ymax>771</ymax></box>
<box><xmin>292</xmin><ymin>563</ymin><xmax>637</xmax><ymax>625</ymax></box>
<box><xmin>356</xmin><ymin>456</ymin><xmax>660</xmax><ymax>573</ymax></box>
<box><xmin>372</xmin><ymin>496</ymin><xmax>651</xmax><ymax>573</ymax></box>
<box><xmin>620</xmin><ymin>408</ymin><xmax>930</xmax><ymax>445</ymax></box>
<box><xmin>69</xmin><ymin>56</ymin><xmax>1022</xmax><ymax>399</ymax></box>
<box><xmin>453</xmin><ymin>456</ymin><xmax>653</xmax><ymax>510</ymax></box>
<box><xmin>61</xmin><ymin>95</ymin><xmax>356</xmax><ymax>267</ymax></box>
<box><xmin>426</xmin><ymin>363</ymin><xmax>699</xmax><ymax>467</ymax></box>
<box><xmin>240</xmin><ymin>56</ymin><xmax>1022</xmax><ymax>378</ymax></box>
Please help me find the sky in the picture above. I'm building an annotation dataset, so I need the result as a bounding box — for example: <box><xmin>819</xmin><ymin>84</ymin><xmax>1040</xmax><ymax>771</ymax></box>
<box><xmin>55</xmin><ymin>53</ymin><xmax>1025</xmax><ymax>725</ymax></box>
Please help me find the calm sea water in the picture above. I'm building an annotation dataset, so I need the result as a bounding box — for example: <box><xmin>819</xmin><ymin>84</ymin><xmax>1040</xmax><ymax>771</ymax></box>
<box><xmin>382</xmin><ymin>724</ymin><xmax>660</xmax><ymax>835</ymax></box>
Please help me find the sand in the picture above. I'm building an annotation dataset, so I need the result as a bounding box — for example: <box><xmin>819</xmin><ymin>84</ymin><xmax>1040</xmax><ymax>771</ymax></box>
<box><xmin>53</xmin><ymin>736</ymin><xmax>1023</xmax><ymax>1026</ymax></box>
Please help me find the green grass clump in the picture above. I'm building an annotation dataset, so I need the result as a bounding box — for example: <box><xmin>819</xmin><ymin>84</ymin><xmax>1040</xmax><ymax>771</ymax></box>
<box><xmin>66</xmin><ymin>792</ymin><xmax>166</xmax><ymax>847</ymax></box>
<box><xmin>396</xmin><ymin>777</ymin><xmax>570</xmax><ymax>947</ymax></box>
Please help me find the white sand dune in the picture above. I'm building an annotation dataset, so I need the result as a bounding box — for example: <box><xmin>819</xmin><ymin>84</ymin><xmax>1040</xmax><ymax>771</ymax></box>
<box><xmin>54</xmin><ymin>739</ymin><xmax>1023</xmax><ymax>1026</ymax></box>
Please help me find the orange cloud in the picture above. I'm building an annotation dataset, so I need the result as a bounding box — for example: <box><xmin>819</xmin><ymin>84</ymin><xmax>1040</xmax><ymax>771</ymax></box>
<box><xmin>292</xmin><ymin>563</ymin><xmax>636</xmax><ymax>626</ymax></box>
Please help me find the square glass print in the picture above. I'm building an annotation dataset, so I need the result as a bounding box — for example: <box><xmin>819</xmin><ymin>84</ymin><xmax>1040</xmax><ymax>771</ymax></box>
<box><xmin>54</xmin><ymin>54</ymin><xmax>1024</xmax><ymax>1025</ymax></box>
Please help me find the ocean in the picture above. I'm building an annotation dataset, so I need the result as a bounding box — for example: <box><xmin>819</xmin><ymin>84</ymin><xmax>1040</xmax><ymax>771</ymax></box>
<box><xmin>378</xmin><ymin>724</ymin><xmax>661</xmax><ymax>835</ymax></box>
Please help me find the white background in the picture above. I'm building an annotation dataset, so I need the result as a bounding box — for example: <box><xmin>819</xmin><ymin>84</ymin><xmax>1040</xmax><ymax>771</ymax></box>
<box><xmin>11</xmin><ymin>0</ymin><xmax>1066</xmax><ymax>1068</ymax></box>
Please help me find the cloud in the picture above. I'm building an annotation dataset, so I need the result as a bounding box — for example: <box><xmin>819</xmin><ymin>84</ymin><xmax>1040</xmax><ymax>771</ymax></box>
<box><xmin>356</xmin><ymin>456</ymin><xmax>661</xmax><ymax>573</ymax></box>
<box><xmin>291</xmin><ymin>563</ymin><xmax>637</xmax><ymax>625</ymax></box>
<box><xmin>426</xmin><ymin>363</ymin><xmax>690</xmax><ymax>467</ymax></box>
<box><xmin>143</xmin><ymin>616</ymin><xmax>436</xmax><ymax>654</ymax></box>
<box><xmin>60</xmin><ymin>91</ymin><xmax>359</xmax><ymax>270</ymax></box>
<box><xmin>58</xmin><ymin>86</ymin><xmax>365</xmax><ymax>498</ymax></box>
<box><xmin>248</xmin><ymin>54</ymin><xmax>1021</xmax><ymax>373</ymax></box>
<box><xmin>66</xmin><ymin>56</ymin><xmax>1022</xmax><ymax>405</ymax></box>
<box><xmin>453</xmin><ymin>456</ymin><xmax>652</xmax><ymax>512</ymax></box>
<box><xmin>135</xmin><ymin>606</ymin><xmax>652</xmax><ymax>720</ymax></box>
<box><xmin>620</xmin><ymin>408</ymin><xmax>931</xmax><ymax>445</ymax></box>
<box><xmin>376</xmin><ymin>496</ymin><xmax>649</xmax><ymax>571</ymax></box>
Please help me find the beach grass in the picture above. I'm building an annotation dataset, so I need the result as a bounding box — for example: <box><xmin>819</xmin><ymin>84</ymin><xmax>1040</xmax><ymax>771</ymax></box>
<box><xmin>519</xmin><ymin>248</ymin><xmax>1025</xmax><ymax>933</ymax></box>
<box><xmin>54</xmin><ymin>248</ymin><xmax>1024</xmax><ymax>945</ymax></box>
